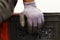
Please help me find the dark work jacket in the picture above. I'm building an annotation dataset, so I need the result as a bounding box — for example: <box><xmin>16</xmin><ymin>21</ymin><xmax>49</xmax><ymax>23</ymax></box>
<box><xmin>0</xmin><ymin>0</ymin><xmax>17</xmax><ymax>40</ymax></box>
<box><xmin>0</xmin><ymin>0</ymin><xmax>17</xmax><ymax>23</ymax></box>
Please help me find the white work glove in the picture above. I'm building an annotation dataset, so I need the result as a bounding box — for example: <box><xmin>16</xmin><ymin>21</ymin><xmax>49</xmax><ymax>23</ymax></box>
<box><xmin>20</xmin><ymin>2</ymin><xmax>44</xmax><ymax>33</ymax></box>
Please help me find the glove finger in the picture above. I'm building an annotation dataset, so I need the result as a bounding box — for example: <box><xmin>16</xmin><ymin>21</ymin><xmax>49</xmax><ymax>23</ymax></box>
<box><xmin>37</xmin><ymin>17</ymin><xmax>42</xmax><ymax>32</ymax></box>
<box><xmin>27</xmin><ymin>18</ymin><xmax>33</xmax><ymax>33</ymax></box>
<box><xmin>32</xmin><ymin>18</ymin><xmax>38</xmax><ymax>33</ymax></box>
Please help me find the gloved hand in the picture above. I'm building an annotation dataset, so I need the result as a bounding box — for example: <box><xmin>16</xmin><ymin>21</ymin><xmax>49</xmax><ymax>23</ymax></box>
<box><xmin>20</xmin><ymin>2</ymin><xmax>44</xmax><ymax>33</ymax></box>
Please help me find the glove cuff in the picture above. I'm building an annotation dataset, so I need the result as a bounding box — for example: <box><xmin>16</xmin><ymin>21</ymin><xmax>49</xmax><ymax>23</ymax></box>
<box><xmin>23</xmin><ymin>2</ymin><xmax>36</xmax><ymax>7</ymax></box>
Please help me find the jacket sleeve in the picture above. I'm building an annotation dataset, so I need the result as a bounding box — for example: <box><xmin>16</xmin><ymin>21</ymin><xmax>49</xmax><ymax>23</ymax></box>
<box><xmin>0</xmin><ymin>0</ymin><xmax>14</xmax><ymax>23</ymax></box>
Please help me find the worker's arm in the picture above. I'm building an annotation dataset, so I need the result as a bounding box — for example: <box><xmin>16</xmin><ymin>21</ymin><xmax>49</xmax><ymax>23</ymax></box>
<box><xmin>0</xmin><ymin>0</ymin><xmax>14</xmax><ymax>23</ymax></box>
<box><xmin>23</xmin><ymin>0</ymin><xmax>34</xmax><ymax>2</ymax></box>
